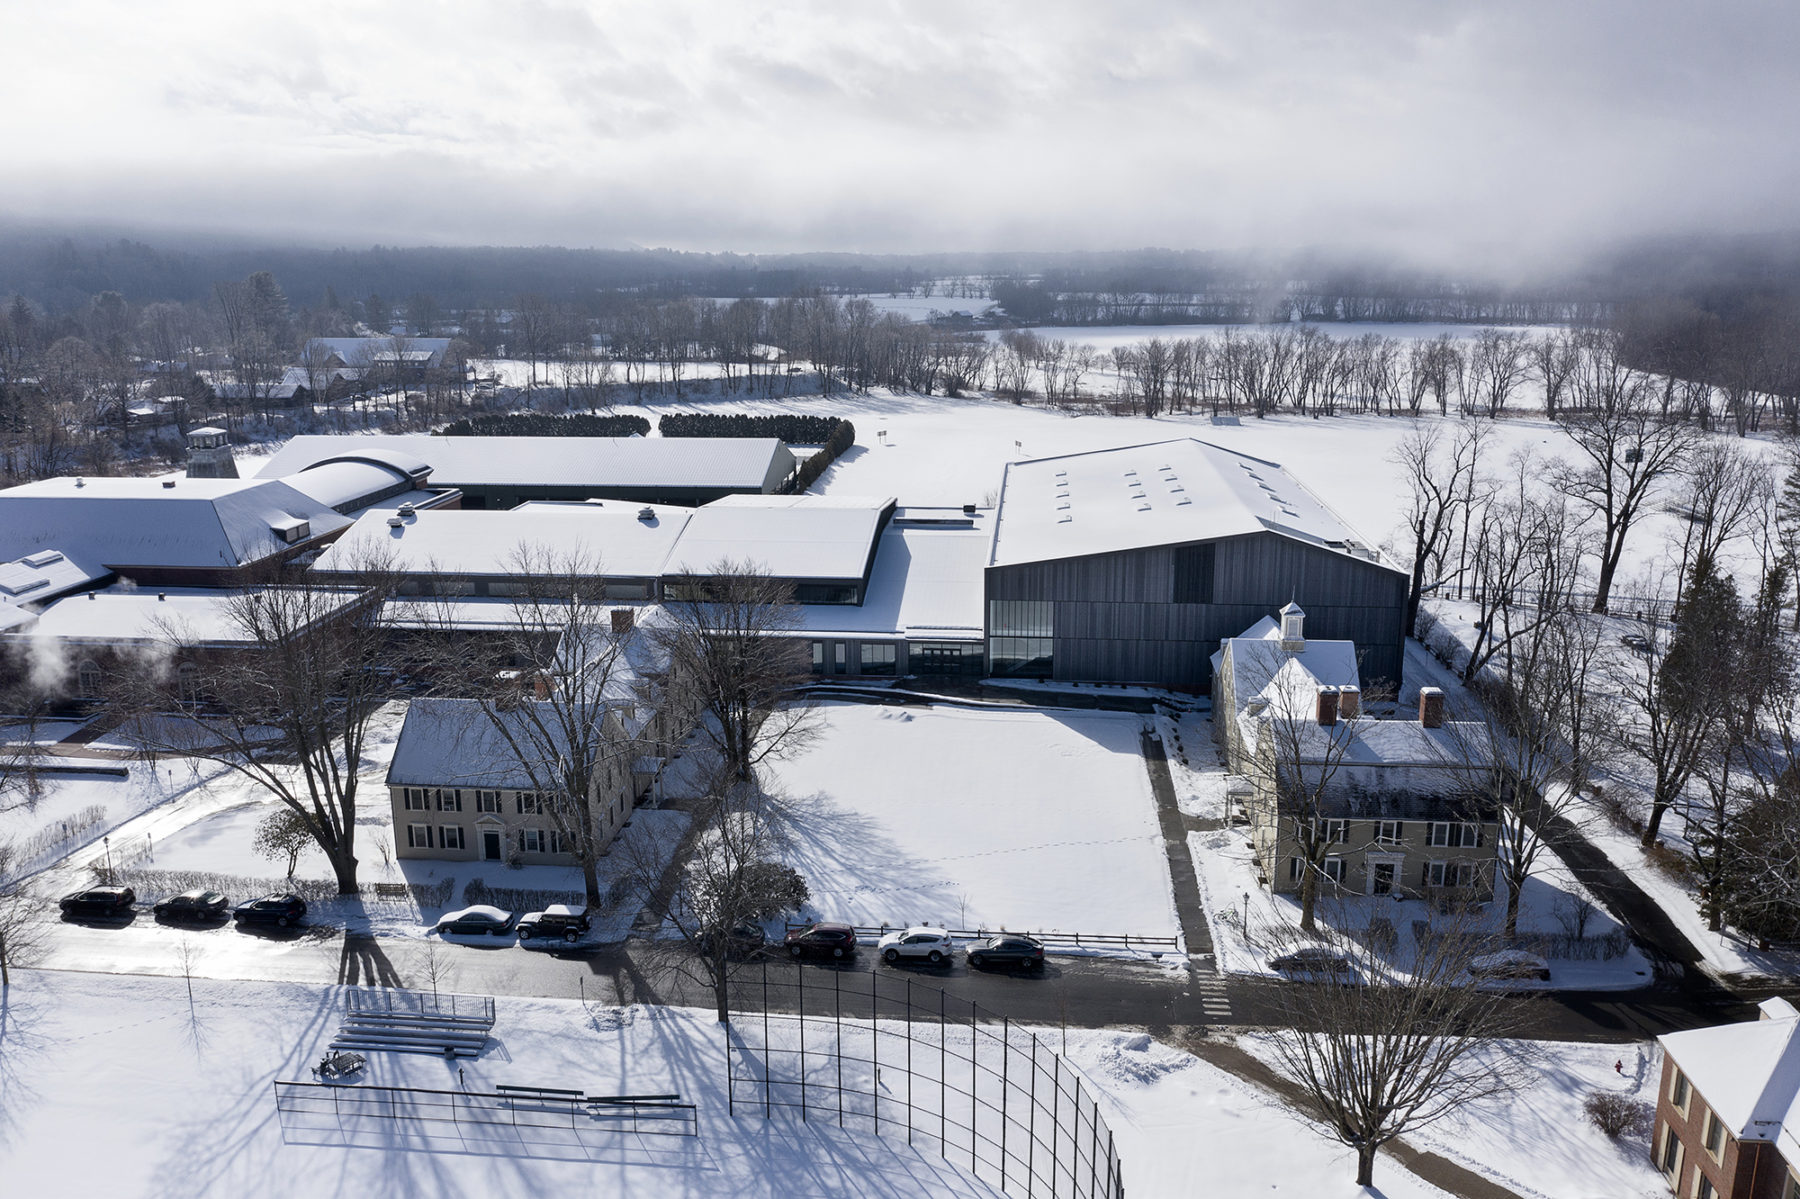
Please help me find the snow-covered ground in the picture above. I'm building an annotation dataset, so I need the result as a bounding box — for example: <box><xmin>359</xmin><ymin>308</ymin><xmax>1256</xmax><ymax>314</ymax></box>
<box><xmin>1234</xmin><ymin>1032</ymin><xmax>1666</xmax><ymax>1199</ymax></box>
<box><xmin>763</xmin><ymin>701</ymin><xmax>1178</xmax><ymax>941</ymax></box>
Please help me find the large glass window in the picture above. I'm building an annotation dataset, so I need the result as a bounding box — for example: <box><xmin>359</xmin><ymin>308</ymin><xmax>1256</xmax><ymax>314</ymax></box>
<box><xmin>988</xmin><ymin>601</ymin><xmax>1053</xmax><ymax>677</ymax></box>
<box><xmin>909</xmin><ymin>641</ymin><xmax>984</xmax><ymax>677</ymax></box>
<box><xmin>859</xmin><ymin>643</ymin><xmax>897</xmax><ymax>676</ymax></box>
<box><xmin>795</xmin><ymin>581</ymin><xmax>857</xmax><ymax>605</ymax></box>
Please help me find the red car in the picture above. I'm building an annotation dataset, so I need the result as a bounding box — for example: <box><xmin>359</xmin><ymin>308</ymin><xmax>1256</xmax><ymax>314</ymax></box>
<box><xmin>784</xmin><ymin>921</ymin><xmax>858</xmax><ymax>960</ymax></box>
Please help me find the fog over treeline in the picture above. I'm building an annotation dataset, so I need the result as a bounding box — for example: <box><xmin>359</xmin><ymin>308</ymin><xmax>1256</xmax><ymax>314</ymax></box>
<box><xmin>8</xmin><ymin>227</ymin><xmax>1800</xmax><ymax>324</ymax></box>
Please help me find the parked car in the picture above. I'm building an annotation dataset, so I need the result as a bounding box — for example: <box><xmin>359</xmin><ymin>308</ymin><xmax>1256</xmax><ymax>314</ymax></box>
<box><xmin>153</xmin><ymin>889</ymin><xmax>230</xmax><ymax>922</ymax></box>
<box><xmin>432</xmin><ymin>905</ymin><xmax>518</xmax><ymax>937</ymax></box>
<box><xmin>59</xmin><ymin>886</ymin><xmax>135</xmax><ymax>919</ymax></box>
<box><xmin>967</xmin><ymin>934</ymin><xmax>1045</xmax><ymax>972</ymax></box>
<box><xmin>1621</xmin><ymin>633</ymin><xmax>1652</xmax><ymax>654</ymax></box>
<box><xmin>516</xmin><ymin>904</ymin><xmax>591</xmax><ymax>944</ymax></box>
<box><xmin>1267</xmin><ymin>947</ymin><xmax>1355</xmax><ymax>976</ymax></box>
<box><xmin>878</xmin><ymin>926</ymin><xmax>955</xmax><ymax>965</ymax></box>
<box><xmin>784</xmin><ymin>921</ymin><xmax>858</xmax><ymax>960</ymax></box>
<box><xmin>701</xmin><ymin>921</ymin><xmax>767</xmax><ymax>960</ymax></box>
<box><xmin>1469</xmin><ymin>950</ymin><xmax>1551</xmax><ymax>982</ymax></box>
<box><xmin>233</xmin><ymin>892</ymin><xmax>307</xmax><ymax>928</ymax></box>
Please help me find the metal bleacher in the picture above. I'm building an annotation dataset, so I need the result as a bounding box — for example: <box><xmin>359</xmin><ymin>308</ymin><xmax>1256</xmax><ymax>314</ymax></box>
<box><xmin>330</xmin><ymin>988</ymin><xmax>497</xmax><ymax>1059</ymax></box>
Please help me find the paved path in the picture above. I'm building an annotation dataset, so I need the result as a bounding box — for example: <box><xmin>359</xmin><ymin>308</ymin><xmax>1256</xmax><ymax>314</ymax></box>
<box><xmin>1140</xmin><ymin>729</ymin><xmax>1215</xmax><ymax>963</ymax></box>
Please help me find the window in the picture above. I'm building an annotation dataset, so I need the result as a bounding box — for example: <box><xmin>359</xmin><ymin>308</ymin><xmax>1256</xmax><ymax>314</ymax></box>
<box><xmin>403</xmin><ymin>788</ymin><xmax>429</xmax><ymax>811</ymax></box>
<box><xmin>988</xmin><ymin>601</ymin><xmax>1054</xmax><ymax>677</ymax></box>
<box><xmin>1322</xmin><ymin>856</ymin><xmax>1346</xmax><ymax>885</ymax></box>
<box><xmin>1172</xmin><ymin>543</ymin><xmax>1215</xmax><ymax>604</ymax></box>
<box><xmin>1426</xmin><ymin>860</ymin><xmax>1478</xmax><ymax>888</ymax></box>
<box><xmin>1671</xmin><ymin>1068</ymin><xmax>1691</xmax><ymax>1113</ymax></box>
<box><xmin>1428</xmin><ymin>822</ymin><xmax>1483</xmax><ymax>848</ymax></box>
<box><xmin>1696</xmin><ymin>1175</ymin><xmax>1716</xmax><ymax>1199</ymax></box>
<box><xmin>794</xmin><ymin>581</ymin><xmax>857</xmax><ymax>605</ymax></box>
<box><xmin>1660</xmin><ymin>1125</ymin><xmax>1682</xmax><ymax>1174</ymax></box>
<box><xmin>1289</xmin><ymin>857</ymin><xmax>1305</xmax><ymax>882</ymax></box>
<box><xmin>859</xmin><ymin>642</ymin><xmax>897</xmax><ymax>676</ymax></box>
<box><xmin>910</xmin><ymin>641</ymin><xmax>984</xmax><ymax>677</ymax></box>
<box><xmin>1376</xmin><ymin>821</ymin><xmax>1403</xmax><ymax>845</ymax></box>
<box><xmin>407</xmin><ymin>824</ymin><xmax>432</xmax><ymax>849</ymax></box>
<box><xmin>439</xmin><ymin>826</ymin><xmax>465</xmax><ymax>851</ymax></box>
<box><xmin>548</xmin><ymin>830</ymin><xmax>567</xmax><ymax>854</ymax></box>
<box><xmin>437</xmin><ymin>789</ymin><xmax>462</xmax><ymax>812</ymax></box>
<box><xmin>604</xmin><ymin>581</ymin><xmax>650</xmax><ymax>601</ymax></box>
<box><xmin>76</xmin><ymin>659</ymin><xmax>103</xmax><ymax>698</ymax></box>
<box><xmin>1703</xmin><ymin>1111</ymin><xmax>1725</xmax><ymax>1160</ymax></box>
<box><xmin>810</xmin><ymin>642</ymin><xmax>826</xmax><ymax>674</ymax></box>
<box><xmin>476</xmin><ymin>790</ymin><xmax>501</xmax><ymax>814</ymax></box>
<box><xmin>1783</xmin><ymin>1171</ymin><xmax>1800</xmax><ymax>1199</ymax></box>
<box><xmin>520</xmin><ymin>829</ymin><xmax>546</xmax><ymax>854</ymax></box>
<box><xmin>176</xmin><ymin>662</ymin><xmax>201</xmax><ymax>702</ymax></box>
<box><xmin>1299</xmin><ymin>818</ymin><xmax>1348</xmax><ymax>844</ymax></box>
<box><xmin>517</xmin><ymin>792</ymin><xmax>547</xmax><ymax>815</ymax></box>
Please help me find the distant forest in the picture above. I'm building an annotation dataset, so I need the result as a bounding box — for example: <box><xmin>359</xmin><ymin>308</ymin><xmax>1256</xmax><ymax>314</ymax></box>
<box><xmin>6</xmin><ymin>226</ymin><xmax>1800</xmax><ymax>325</ymax></box>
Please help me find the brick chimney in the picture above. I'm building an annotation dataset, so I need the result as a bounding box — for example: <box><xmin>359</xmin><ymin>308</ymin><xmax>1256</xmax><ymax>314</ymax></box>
<box><xmin>1315</xmin><ymin>685</ymin><xmax>1339</xmax><ymax>726</ymax></box>
<box><xmin>1337</xmin><ymin>685</ymin><xmax>1361</xmax><ymax>720</ymax></box>
<box><xmin>1419</xmin><ymin>686</ymin><xmax>1445</xmax><ymax>729</ymax></box>
<box><xmin>611</xmin><ymin>608</ymin><xmax>635</xmax><ymax>634</ymax></box>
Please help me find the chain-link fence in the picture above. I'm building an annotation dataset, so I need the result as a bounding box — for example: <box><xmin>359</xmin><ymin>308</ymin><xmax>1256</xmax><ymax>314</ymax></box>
<box><xmin>726</xmin><ymin>964</ymin><xmax>1124</xmax><ymax>1199</ymax></box>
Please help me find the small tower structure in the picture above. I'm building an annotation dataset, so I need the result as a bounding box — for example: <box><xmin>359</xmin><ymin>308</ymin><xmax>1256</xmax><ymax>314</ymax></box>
<box><xmin>1278</xmin><ymin>600</ymin><xmax>1306</xmax><ymax>654</ymax></box>
<box><xmin>185</xmin><ymin>426</ymin><xmax>238</xmax><ymax>479</ymax></box>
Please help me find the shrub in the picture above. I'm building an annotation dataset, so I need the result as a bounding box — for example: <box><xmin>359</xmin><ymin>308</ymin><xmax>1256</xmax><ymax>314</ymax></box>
<box><xmin>461</xmin><ymin>876</ymin><xmax>590</xmax><ymax>914</ymax></box>
<box><xmin>785</xmin><ymin>419</ymin><xmax>857</xmax><ymax>493</ymax></box>
<box><xmin>658</xmin><ymin>413</ymin><xmax>845</xmax><ymax>443</ymax></box>
<box><xmin>1583</xmin><ymin>1091</ymin><xmax>1652</xmax><ymax>1139</ymax></box>
<box><xmin>442</xmin><ymin>413</ymin><xmax>650</xmax><ymax>438</ymax></box>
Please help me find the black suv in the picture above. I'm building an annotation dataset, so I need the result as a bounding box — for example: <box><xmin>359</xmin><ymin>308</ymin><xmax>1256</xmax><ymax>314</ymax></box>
<box><xmin>967</xmin><ymin>934</ymin><xmax>1045</xmax><ymax>971</ymax></box>
<box><xmin>154</xmin><ymin>889</ymin><xmax>231</xmax><ymax>922</ymax></box>
<box><xmin>60</xmin><ymin>886</ymin><xmax>135</xmax><ymax>919</ymax></box>
<box><xmin>234</xmin><ymin>892</ymin><xmax>307</xmax><ymax>928</ymax></box>
<box><xmin>516</xmin><ymin>904</ymin><xmax>591</xmax><ymax>944</ymax></box>
<box><xmin>784</xmin><ymin>921</ymin><xmax>858</xmax><ymax>960</ymax></box>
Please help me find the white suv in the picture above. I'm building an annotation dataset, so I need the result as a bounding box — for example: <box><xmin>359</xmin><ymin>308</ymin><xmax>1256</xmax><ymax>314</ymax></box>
<box><xmin>878</xmin><ymin>927</ymin><xmax>955</xmax><ymax>965</ymax></box>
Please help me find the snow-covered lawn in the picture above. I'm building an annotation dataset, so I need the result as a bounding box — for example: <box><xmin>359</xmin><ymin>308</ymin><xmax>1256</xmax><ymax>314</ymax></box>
<box><xmin>0</xmin><ymin>969</ymin><xmax>1000</xmax><ymax>1199</ymax></box>
<box><xmin>1234</xmin><ymin>1032</ymin><xmax>1666</xmax><ymax>1199</ymax></box>
<box><xmin>763</xmin><ymin>701</ymin><xmax>1178</xmax><ymax>942</ymax></box>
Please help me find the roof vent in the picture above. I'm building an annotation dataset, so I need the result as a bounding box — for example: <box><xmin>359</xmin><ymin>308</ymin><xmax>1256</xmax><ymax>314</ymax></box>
<box><xmin>397</xmin><ymin>502</ymin><xmax>415</xmax><ymax>518</ymax></box>
<box><xmin>637</xmin><ymin>507</ymin><xmax>655</xmax><ymax>521</ymax></box>
<box><xmin>74</xmin><ymin>478</ymin><xmax>85</xmax><ymax>488</ymax></box>
<box><xmin>88</xmin><ymin>592</ymin><xmax>96</xmax><ymax>601</ymax></box>
<box><xmin>386</xmin><ymin>515</ymin><xmax>405</xmax><ymax>529</ymax></box>
<box><xmin>963</xmin><ymin>503</ymin><xmax>976</xmax><ymax>515</ymax></box>
<box><xmin>157</xmin><ymin>593</ymin><xmax>166</xmax><ymax>602</ymax></box>
<box><xmin>162</xmin><ymin>480</ymin><xmax>176</xmax><ymax>489</ymax></box>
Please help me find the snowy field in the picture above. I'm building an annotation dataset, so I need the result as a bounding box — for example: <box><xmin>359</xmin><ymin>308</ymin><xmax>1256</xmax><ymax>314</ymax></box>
<box><xmin>981</xmin><ymin>320</ymin><xmax>1561</xmax><ymax>352</ymax></box>
<box><xmin>0</xmin><ymin>968</ymin><xmax>1487</xmax><ymax>1199</ymax></box>
<box><xmin>764</xmin><ymin>702</ymin><xmax>1178</xmax><ymax>941</ymax></box>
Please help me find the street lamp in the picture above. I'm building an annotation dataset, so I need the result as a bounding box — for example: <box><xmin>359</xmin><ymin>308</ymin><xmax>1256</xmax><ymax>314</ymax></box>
<box><xmin>1242</xmin><ymin>891</ymin><xmax>1251</xmax><ymax>947</ymax></box>
<box><xmin>103</xmin><ymin>835</ymin><xmax>113</xmax><ymax>883</ymax></box>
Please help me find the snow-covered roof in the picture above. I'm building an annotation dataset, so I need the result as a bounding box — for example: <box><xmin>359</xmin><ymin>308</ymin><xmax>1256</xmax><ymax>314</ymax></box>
<box><xmin>988</xmin><ymin>438</ymin><xmax>1391</xmax><ymax>569</ymax></box>
<box><xmin>304</xmin><ymin>337</ymin><xmax>453</xmax><ymax>368</ymax></box>
<box><xmin>0</xmin><ymin>476</ymin><xmax>354</xmax><ymax>571</ymax></box>
<box><xmin>312</xmin><ymin>502</ymin><xmax>694</xmax><ymax>578</ymax></box>
<box><xmin>1</xmin><ymin>586</ymin><xmax>361</xmax><ymax>646</ymax></box>
<box><xmin>1661</xmin><ymin>1002</ymin><xmax>1800</xmax><ymax>1146</ymax></box>
<box><xmin>664</xmin><ymin>494</ymin><xmax>894</xmax><ymax>580</ymax></box>
<box><xmin>278</xmin><ymin>460</ymin><xmax>417</xmax><ymax>514</ymax></box>
<box><xmin>1213</xmin><ymin>617</ymin><xmax>1361</xmax><ymax>717</ymax></box>
<box><xmin>0</xmin><ymin>548</ymin><xmax>110</xmax><ymax>603</ymax></box>
<box><xmin>256</xmin><ymin>434</ymin><xmax>793</xmax><ymax>492</ymax></box>
<box><xmin>791</xmin><ymin>508</ymin><xmax>989</xmax><ymax>639</ymax></box>
<box><xmin>386</xmin><ymin>696</ymin><xmax>623</xmax><ymax>790</ymax></box>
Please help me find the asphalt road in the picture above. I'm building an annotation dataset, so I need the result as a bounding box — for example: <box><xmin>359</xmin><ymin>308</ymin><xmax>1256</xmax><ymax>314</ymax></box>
<box><xmin>39</xmin><ymin>909</ymin><xmax>1764</xmax><ymax>1044</ymax></box>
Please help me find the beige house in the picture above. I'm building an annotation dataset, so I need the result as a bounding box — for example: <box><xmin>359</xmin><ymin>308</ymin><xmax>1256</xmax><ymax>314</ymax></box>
<box><xmin>384</xmin><ymin>609</ymin><xmax>697</xmax><ymax>866</ymax></box>
<box><xmin>1214</xmin><ymin>606</ymin><xmax>1498</xmax><ymax>904</ymax></box>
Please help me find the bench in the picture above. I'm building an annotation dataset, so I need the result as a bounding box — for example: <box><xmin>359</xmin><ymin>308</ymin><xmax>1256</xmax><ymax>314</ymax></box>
<box><xmin>370</xmin><ymin>883</ymin><xmax>411</xmax><ymax>899</ymax></box>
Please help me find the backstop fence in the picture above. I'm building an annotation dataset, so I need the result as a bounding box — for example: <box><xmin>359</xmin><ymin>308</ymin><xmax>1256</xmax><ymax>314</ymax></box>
<box><xmin>726</xmin><ymin>964</ymin><xmax>1125</xmax><ymax>1199</ymax></box>
<box><xmin>272</xmin><ymin>1079</ymin><xmax>698</xmax><ymax>1139</ymax></box>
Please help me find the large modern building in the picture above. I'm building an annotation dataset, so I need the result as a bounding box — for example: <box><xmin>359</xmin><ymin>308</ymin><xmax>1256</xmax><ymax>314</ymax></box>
<box><xmin>983</xmin><ymin>438</ymin><xmax>1408</xmax><ymax>691</ymax></box>
<box><xmin>258</xmin><ymin>434</ymin><xmax>797</xmax><ymax>509</ymax></box>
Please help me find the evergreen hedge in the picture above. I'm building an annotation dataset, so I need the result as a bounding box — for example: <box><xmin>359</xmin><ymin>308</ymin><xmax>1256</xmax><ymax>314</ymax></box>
<box><xmin>658</xmin><ymin>413</ymin><xmax>846</xmax><ymax>443</ymax></box>
<box><xmin>443</xmin><ymin>413</ymin><xmax>651</xmax><ymax>438</ymax></box>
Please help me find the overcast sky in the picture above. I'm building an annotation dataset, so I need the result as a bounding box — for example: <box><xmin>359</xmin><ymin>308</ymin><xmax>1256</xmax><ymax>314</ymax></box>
<box><xmin>4</xmin><ymin>1</ymin><xmax>1797</xmax><ymax>267</ymax></box>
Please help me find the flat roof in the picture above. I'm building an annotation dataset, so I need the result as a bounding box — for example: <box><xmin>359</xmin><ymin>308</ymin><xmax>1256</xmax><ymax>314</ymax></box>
<box><xmin>987</xmin><ymin>438</ymin><xmax>1392</xmax><ymax>570</ymax></box>
<box><xmin>664</xmin><ymin>494</ymin><xmax>895</xmax><ymax>580</ymax></box>
<box><xmin>257</xmin><ymin>434</ymin><xmax>792</xmax><ymax>491</ymax></box>
<box><xmin>4</xmin><ymin>586</ymin><xmax>361</xmax><ymax>646</ymax></box>
<box><xmin>791</xmin><ymin>508</ymin><xmax>989</xmax><ymax>640</ymax></box>
<box><xmin>313</xmin><ymin>502</ymin><xmax>694</xmax><ymax>578</ymax></box>
<box><xmin>0</xmin><ymin>548</ymin><xmax>110</xmax><ymax>603</ymax></box>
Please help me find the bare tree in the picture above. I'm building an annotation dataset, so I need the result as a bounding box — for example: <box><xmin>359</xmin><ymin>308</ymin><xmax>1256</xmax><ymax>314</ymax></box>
<box><xmin>656</xmin><ymin>561</ymin><xmax>819</xmax><ymax>783</ymax></box>
<box><xmin>1553</xmin><ymin>396</ymin><xmax>1699</xmax><ymax>612</ymax></box>
<box><xmin>0</xmin><ymin>840</ymin><xmax>46</xmax><ymax>988</ymax></box>
<box><xmin>1391</xmin><ymin>423</ymin><xmax>1485</xmax><ymax>636</ymax></box>
<box><xmin>1265</xmin><ymin>912</ymin><xmax>1533</xmax><ymax>1188</ymax></box>
<box><xmin>1669</xmin><ymin>440</ymin><xmax>1774</xmax><ymax>584</ymax></box>
<box><xmin>628</xmin><ymin>773</ymin><xmax>804</xmax><ymax>1023</ymax></box>
<box><xmin>415</xmin><ymin>545</ymin><xmax>689</xmax><ymax>907</ymax></box>
<box><xmin>120</xmin><ymin>563</ymin><xmax>397</xmax><ymax>893</ymax></box>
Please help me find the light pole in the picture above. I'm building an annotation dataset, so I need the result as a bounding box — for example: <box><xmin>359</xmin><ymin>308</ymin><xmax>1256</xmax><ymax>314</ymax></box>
<box><xmin>1242</xmin><ymin>891</ymin><xmax>1251</xmax><ymax>948</ymax></box>
<box><xmin>103</xmin><ymin>835</ymin><xmax>113</xmax><ymax>883</ymax></box>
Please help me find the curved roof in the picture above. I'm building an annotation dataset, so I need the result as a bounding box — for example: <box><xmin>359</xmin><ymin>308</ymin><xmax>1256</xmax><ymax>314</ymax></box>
<box><xmin>284</xmin><ymin>460</ymin><xmax>417</xmax><ymax>512</ymax></box>
<box><xmin>293</xmin><ymin>448</ymin><xmax>433</xmax><ymax>483</ymax></box>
